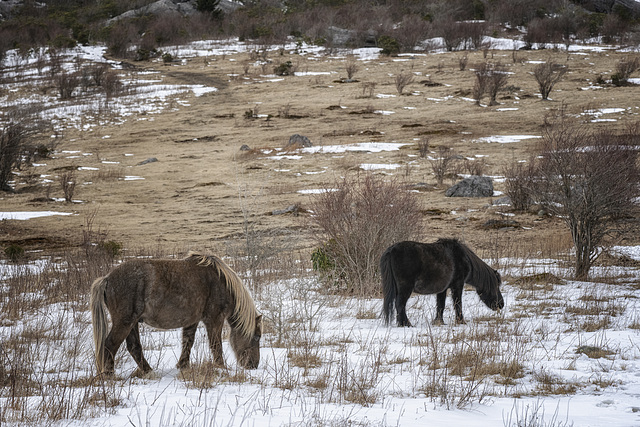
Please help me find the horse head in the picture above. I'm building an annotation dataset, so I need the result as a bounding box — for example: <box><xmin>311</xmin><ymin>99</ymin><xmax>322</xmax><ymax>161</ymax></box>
<box><xmin>230</xmin><ymin>314</ymin><xmax>262</xmax><ymax>369</ymax></box>
<box><xmin>477</xmin><ymin>269</ymin><xmax>504</xmax><ymax>311</ymax></box>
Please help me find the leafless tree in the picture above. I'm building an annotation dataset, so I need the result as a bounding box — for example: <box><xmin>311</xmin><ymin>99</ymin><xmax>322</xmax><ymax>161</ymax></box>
<box><xmin>533</xmin><ymin>62</ymin><xmax>567</xmax><ymax>100</ymax></box>
<box><xmin>532</xmin><ymin>121</ymin><xmax>640</xmax><ymax>279</ymax></box>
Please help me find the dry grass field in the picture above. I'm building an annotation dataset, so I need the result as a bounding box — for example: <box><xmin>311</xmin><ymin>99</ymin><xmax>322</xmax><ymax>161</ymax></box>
<box><xmin>2</xmin><ymin>40</ymin><xmax>639</xmax><ymax>260</ymax></box>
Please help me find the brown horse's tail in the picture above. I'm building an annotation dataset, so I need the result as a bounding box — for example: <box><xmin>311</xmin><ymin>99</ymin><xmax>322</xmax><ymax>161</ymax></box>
<box><xmin>90</xmin><ymin>276</ymin><xmax>108</xmax><ymax>373</ymax></box>
<box><xmin>380</xmin><ymin>247</ymin><xmax>396</xmax><ymax>325</ymax></box>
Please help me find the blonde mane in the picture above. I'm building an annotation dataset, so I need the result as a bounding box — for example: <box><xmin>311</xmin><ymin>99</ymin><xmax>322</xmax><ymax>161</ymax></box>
<box><xmin>186</xmin><ymin>251</ymin><xmax>259</xmax><ymax>338</ymax></box>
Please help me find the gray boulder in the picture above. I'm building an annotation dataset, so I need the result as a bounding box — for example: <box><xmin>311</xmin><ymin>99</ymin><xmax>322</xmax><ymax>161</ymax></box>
<box><xmin>287</xmin><ymin>134</ymin><xmax>312</xmax><ymax>148</ymax></box>
<box><xmin>107</xmin><ymin>0</ymin><xmax>196</xmax><ymax>24</ymax></box>
<box><xmin>445</xmin><ymin>176</ymin><xmax>493</xmax><ymax>197</ymax></box>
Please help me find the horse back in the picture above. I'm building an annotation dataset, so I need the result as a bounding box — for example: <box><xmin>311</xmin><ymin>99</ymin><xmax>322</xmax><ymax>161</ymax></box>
<box><xmin>103</xmin><ymin>259</ymin><xmax>229</xmax><ymax>330</ymax></box>
<box><xmin>387</xmin><ymin>241</ymin><xmax>456</xmax><ymax>295</ymax></box>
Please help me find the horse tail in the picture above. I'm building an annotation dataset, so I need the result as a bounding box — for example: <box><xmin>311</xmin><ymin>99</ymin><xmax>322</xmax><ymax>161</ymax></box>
<box><xmin>90</xmin><ymin>276</ymin><xmax>108</xmax><ymax>374</ymax></box>
<box><xmin>380</xmin><ymin>247</ymin><xmax>396</xmax><ymax>325</ymax></box>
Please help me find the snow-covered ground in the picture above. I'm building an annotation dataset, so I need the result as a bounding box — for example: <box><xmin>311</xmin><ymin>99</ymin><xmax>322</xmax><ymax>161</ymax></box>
<box><xmin>1</xmin><ymin>251</ymin><xmax>639</xmax><ymax>426</ymax></box>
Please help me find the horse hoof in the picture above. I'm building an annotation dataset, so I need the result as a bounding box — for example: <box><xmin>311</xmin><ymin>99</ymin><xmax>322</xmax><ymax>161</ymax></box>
<box><xmin>131</xmin><ymin>368</ymin><xmax>153</xmax><ymax>378</ymax></box>
<box><xmin>432</xmin><ymin>319</ymin><xmax>445</xmax><ymax>326</ymax></box>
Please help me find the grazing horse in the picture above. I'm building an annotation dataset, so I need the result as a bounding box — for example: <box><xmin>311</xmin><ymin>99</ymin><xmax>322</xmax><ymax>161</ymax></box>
<box><xmin>381</xmin><ymin>239</ymin><xmax>503</xmax><ymax>327</ymax></box>
<box><xmin>90</xmin><ymin>252</ymin><xmax>262</xmax><ymax>376</ymax></box>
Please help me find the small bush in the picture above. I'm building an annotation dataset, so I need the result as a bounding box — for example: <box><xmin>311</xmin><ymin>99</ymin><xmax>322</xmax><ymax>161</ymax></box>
<box><xmin>395</xmin><ymin>71</ymin><xmax>414</xmax><ymax>95</ymax></box>
<box><xmin>274</xmin><ymin>61</ymin><xmax>294</xmax><ymax>76</ymax></box>
<box><xmin>56</xmin><ymin>72</ymin><xmax>79</xmax><ymax>100</ymax></box>
<box><xmin>309</xmin><ymin>174</ymin><xmax>423</xmax><ymax>296</ymax></box>
<box><xmin>58</xmin><ymin>170</ymin><xmax>77</xmax><ymax>203</ymax></box>
<box><xmin>503</xmin><ymin>158</ymin><xmax>537</xmax><ymax>211</ymax></box>
<box><xmin>162</xmin><ymin>52</ymin><xmax>174</xmax><ymax>64</ymax></box>
<box><xmin>611</xmin><ymin>56</ymin><xmax>639</xmax><ymax>86</ymax></box>
<box><xmin>100</xmin><ymin>240</ymin><xmax>122</xmax><ymax>258</ymax></box>
<box><xmin>377</xmin><ymin>35</ymin><xmax>400</xmax><ymax>56</ymax></box>
<box><xmin>431</xmin><ymin>146</ymin><xmax>457</xmax><ymax>186</ymax></box>
<box><xmin>0</xmin><ymin>122</ymin><xmax>33</xmax><ymax>192</ymax></box>
<box><xmin>4</xmin><ymin>244</ymin><xmax>25</xmax><ymax>262</ymax></box>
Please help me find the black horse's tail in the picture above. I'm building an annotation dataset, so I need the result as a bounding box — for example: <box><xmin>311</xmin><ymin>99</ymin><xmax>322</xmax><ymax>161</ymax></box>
<box><xmin>380</xmin><ymin>248</ymin><xmax>396</xmax><ymax>325</ymax></box>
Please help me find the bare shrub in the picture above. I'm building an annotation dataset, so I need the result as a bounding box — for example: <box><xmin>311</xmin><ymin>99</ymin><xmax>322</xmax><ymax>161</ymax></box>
<box><xmin>393</xmin><ymin>14</ymin><xmax>432</xmax><ymax>52</ymax></box>
<box><xmin>533</xmin><ymin>62</ymin><xmax>567</xmax><ymax>100</ymax></box>
<box><xmin>439</xmin><ymin>18</ymin><xmax>465</xmax><ymax>52</ymax></box>
<box><xmin>532</xmin><ymin>120</ymin><xmax>640</xmax><ymax>279</ymax></box>
<box><xmin>48</xmin><ymin>48</ymin><xmax>63</xmax><ymax>79</ymax></box>
<box><xmin>458</xmin><ymin>54</ymin><xmax>469</xmax><ymax>71</ymax></box>
<box><xmin>472</xmin><ymin>63</ymin><xmax>489</xmax><ymax>105</ymax></box>
<box><xmin>503</xmin><ymin>158</ymin><xmax>537</xmax><ymax>212</ymax></box>
<box><xmin>103</xmin><ymin>71</ymin><xmax>123</xmax><ymax>99</ymax></box>
<box><xmin>463</xmin><ymin>21</ymin><xmax>487</xmax><ymax>50</ymax></box>
<box><xmin>90</xmin><ymin>63</ymin><xmax>109</xmax><ymax>87</ymax></box>
<box><xmin>431</xmin><ymin>145</ymin><xmax>456</xmax><ymax>186</ymax></box>
<box><xmin>463</xmin><ymin>157</ymin><xmax>486</xmax><ymax>176</ymax></box>
<box><xmin>395</xmin><ymin>71</ymin><xmax>414</xmax><ymax>95</ymax></box>
<box><xmin>473</xmin><ymin>62</ymin><xmax>509</xmax><ymax>105</ymax></box>
<box><xmin>611</xmin><ymin>56</ymin><xmax>639</xmax><ymax>86</ymax></box>
<box><xmin>309</xmin><ymin>173</ymin><xmax>423</xmax><ymax>296</ymax></box>
<box><xmin>56</xmin><ymin>72</ymin><xmax>79</xmax><ymax>100</ymax></box>
<box><xmin>0</xmin><ymin>122</ymin><xmax>34</xmax><ymax>192</ymax></box>
<box><xmin>345</xmin><ymin>54</ymin><xmax>359</xmax><ymax>80</ymax></box>
<box><xmin>417</xmin><ymin>137</ymin><xmax>430</xmax><ymax>158</ymax></box>
<box><xmin>360</xmin><ymin>82</ymin><xmax>376</xmax><ymax>98</ymax></box>
<box><xmin>58</xmin><ymin>170</ymin><xmax>77</xmax><ymax>203</ymax></box>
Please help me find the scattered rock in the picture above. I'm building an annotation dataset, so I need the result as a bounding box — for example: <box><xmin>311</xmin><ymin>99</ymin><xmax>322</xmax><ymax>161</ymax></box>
<box><xmin>445</xmin><ymin>175</ymin><xmax>493</xmax><ymax>197</ymax></box>
<box><xmin>492</xmin><ymin>196</ymin><xmax>511</xmax><ymax>206</ymax></box>
<box><xmin>137</xmin><ymin>157</ymin><xmax>158</xmax><ymax>166</ymax></box>
<box><xmin>287</xmin><ymin>134</ymin><xmax>312</xmax><ymax>148</ymax></box>
<box><xmin>271</xmin><ymin>205</ymin><xmax>301</xmax><ymax>216</ymax></box>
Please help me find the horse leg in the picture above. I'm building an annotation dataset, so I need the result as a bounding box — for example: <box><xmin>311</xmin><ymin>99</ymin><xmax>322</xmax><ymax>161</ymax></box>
<box><xmin>450</xmin><ymin>283</ymin><xmax>466</xmax><ymax>324</ymax></box>
<box><xmin>103</xmin><ymin>321</ymin><xmax>136</xmax><ymax>375</ymax></box>
<box><xmin>202</xmin><ymin>317</ymin><xmax>226</xmax><ymax>368</ymax></box>
<box><xmin>395</xmin><ymin>285</ymin><xmax>413</xmax><ymax>327</ymax></box>
<box><xmin>432</xmin><ymin>291</ymin><xmax>447</xmax><ymax>325</ymax></box>
<box><xmin>125</xmin><ymin>323</ymin><xmax>152</xmax><ymax>376</ymax></box>
<box><xmin>177</xmin><ymin>323</ymin><xmax>198</xmax><ymax>370</ymax></box>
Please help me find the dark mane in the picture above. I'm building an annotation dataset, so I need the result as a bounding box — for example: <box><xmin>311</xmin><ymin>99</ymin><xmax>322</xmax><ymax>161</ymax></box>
<box><xmin>451</xmin><ymin>240</ymin><xmax>500</xmax><ymax>293</ymax></box>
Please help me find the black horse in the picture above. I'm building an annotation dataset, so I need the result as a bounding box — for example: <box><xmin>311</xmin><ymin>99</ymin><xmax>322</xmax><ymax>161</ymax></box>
<box><xmin>381</xmin><ymin>239</ymin><xmax>503</xmax><ymax>327</ymax></box>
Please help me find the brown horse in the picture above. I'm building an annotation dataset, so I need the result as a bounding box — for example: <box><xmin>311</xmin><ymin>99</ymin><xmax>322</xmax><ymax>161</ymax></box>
<box><xmin>90</xmin><ymin>252</ymin><xmax>262</xmax><ymax>376</ymax></box>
